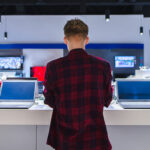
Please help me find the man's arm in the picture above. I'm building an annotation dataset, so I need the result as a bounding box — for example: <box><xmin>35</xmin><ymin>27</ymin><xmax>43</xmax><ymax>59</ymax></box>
<box><xmin>103</xmin><ymin>63</ymin><xmax>113</xmax><ymax>107</ymax></box>
<box><xmin>43</xmin><ymin>63</ymin><xmax>55</xmax><ymax>108</ymax></box>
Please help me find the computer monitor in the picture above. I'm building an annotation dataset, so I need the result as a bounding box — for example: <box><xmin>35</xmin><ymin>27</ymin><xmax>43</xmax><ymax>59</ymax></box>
<box><xmin>0</xmin><ymin>81</ymin><xmax>36</xmax><ymax>101</ymax></box>
<box><xmin>116</xmin><ymin>79</ymin><xmax>150</xmax><ymax>102</ymax></box>
<box><xmin>115</xmin><ymin>56</ymin><xmax>135</xmax><ymax>68</ymax></box>
<box><xmin>0</xmin><ymin>56</ymin><xmax>24</xmax><ymax>70</ymax></box>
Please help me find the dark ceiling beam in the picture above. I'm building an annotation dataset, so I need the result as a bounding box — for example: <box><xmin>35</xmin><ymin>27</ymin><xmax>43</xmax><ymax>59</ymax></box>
<box><xmin>80</xmin><ymin>0</ymin><xmax>86</xmax><ymax>14</ymax></box>
<box><xmin>0</xmin><ymin>0</ymin><xmax>150</xmax><ymax>16</ymax></box>
<box><xmin>0</xmin><ymin>2</ymin><xmax>80</xmax><ymax>6</ymax></box>
<box><xmin>0</xmin><ymin>1</ymin><xmax>150</xmax><ymax>6</ymax></box>
<box><xmin>15</xmin><ymin>5</ymin><xmax>25</xmax><ymax>14</ymax></box>
<box><xmin>86</xmin><ymin>2</ymin><xmax>150</xmax><ymax>6</ymax></box>
<box><xmin>118</xmin><ymin>0</ymin><xmax>125</xmax><ymax>2</ymax></box>
<box><xmin>130</xmin><ymin>0</ymin><xmax>136</xmax><ymax>2</ymax></box>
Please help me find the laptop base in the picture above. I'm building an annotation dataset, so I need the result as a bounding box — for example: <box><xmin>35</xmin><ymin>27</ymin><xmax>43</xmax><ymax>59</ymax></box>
<box><xmin>0</xmin><ymin>102</ymin><xmax>34</xmax><ymax>109</ymax></box>
<box><xmin>119</xmin><ymin>102</ymin><xmax>150</xmax><ymax>109</ymax></box>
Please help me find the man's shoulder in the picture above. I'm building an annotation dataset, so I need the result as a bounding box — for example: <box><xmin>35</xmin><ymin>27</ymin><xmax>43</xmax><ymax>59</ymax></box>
<box><xmin>46</xmin><ymin>56</ymin><xmax>67</xmax><ymax>67</ymax></box>
<box><xmin>89</xmin><ymin>54</ymin><xmax>111</xmax><ymax>68</ymax></box>
<box><xmin>47</xmin><ymin>54</ymin><xmax>111</xmax><ymax>69</ymax></box>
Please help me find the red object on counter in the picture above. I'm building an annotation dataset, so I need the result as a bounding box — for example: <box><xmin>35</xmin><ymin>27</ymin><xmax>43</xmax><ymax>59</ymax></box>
<box><xmin>31</xmin><ymin>66</ymin><xmax>46</xmax><ymax>81</ymax></box>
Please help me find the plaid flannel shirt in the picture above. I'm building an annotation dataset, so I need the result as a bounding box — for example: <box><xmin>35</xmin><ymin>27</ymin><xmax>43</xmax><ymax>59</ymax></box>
<box><xmin>43</xmin><ymin>48</ymin><xmax>113</xmax><ymax>150</ymax></box>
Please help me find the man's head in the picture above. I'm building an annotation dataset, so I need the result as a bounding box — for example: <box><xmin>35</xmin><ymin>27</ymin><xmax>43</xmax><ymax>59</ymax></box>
<box><xmin>63</xmin><ymin>18</ymin><xmax>89</xmax><ymax>51</ymax></box>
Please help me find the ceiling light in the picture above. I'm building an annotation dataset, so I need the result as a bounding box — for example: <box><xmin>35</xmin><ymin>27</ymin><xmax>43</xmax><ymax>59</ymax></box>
<box><xmin>4</xmin><ymin>32</ymin><xmax>8</xmax><ymax>39</ymax></box>
<box><xmin>105</xmin><ymin>10</ymin><xmax>110</xmax><ymax>22</ymax></box>
<box><xmin>140</xmin><ymin>26</ymin><xmax>143</xmax><ymax>35</ymax></box>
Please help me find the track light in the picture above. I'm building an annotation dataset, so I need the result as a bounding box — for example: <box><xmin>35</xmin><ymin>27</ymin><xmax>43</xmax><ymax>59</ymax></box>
<box><xmin>4</xmin><ymin>32</ymin><xmax>8</xmax><ymax>39</ymax></box>
<box><xmin>105</xmin><ymin>14</ymin><xmax>110</xmax><ymax>22</ymax></box>
<box><xmin>105</xmin><ymin>10</ymin><xmax>110</xmax><ymax>22</ymax></box>
<box><xmin>4</xmin><ymin>16</ymin><xmax>8</xmax><ymax>39</ymax></box>
<box><xmin>140</xmin><ymin>26</ymin><xmax>143</xmax><ymax>35</ymax></box>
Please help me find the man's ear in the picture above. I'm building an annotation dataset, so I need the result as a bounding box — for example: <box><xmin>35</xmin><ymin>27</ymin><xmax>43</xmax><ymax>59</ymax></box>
<box><xmin>85</xmin><ymin>36</ymin><xmax>89</xmax><ymax>45</ymax></box>
<box><xmin>64</xmin><ymin>36</ymin><xmax>68</xmax><ymax>45</ymax></box>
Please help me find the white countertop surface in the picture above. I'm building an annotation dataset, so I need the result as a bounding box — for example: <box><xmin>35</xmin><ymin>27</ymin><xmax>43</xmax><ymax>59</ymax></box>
<box><xmin>0</xmin><ymin>103</ymin><xmax>150</xmax><ymax>125</ymax></box>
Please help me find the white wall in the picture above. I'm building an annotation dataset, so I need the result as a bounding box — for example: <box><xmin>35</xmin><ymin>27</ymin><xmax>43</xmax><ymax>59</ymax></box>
<box><xmin>0</xmin><ymin>15</ymin><xmax>144</xmax><ymax>43</ymax></box>
<box><xmin>86</xmin><ymin>15</ymin><xmax>144</xmax><ymax>43</ymax></box>
<box><xmin>23</xmin><ymin>49</ymin><xmax>63</xmax><ymax>77</ymax></box>
<box><xmin>143</xmin><ymin>18</ymin><xmax>150</xmax><ymax>66</ymax></box>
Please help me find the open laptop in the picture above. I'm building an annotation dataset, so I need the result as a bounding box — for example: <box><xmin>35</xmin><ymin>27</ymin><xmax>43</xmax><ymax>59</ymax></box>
<box><xmin>0</xmin><ymin>80</ymin><xmax>36</xmax><ymax>109</ymax></box>
<box><xmin>116</xmin><ymin>79</ymin><xmax>150</xmax><ymax>109</ymax></box>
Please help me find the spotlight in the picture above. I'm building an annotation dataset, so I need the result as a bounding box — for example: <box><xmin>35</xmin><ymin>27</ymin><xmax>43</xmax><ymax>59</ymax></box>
<box><xmin>140</xmin><ymin>26</ymin><xmax>143</xmax><ymax>35</ymax></box>
<box><xmin>105</xmin><ymin>10</ymin><xmax>110</xmax><ymax>22</ymax></box>
<box><xmin>4</xmin><ymin>32</ymin><xmax>8</xmax><ymax>39</ymax></box>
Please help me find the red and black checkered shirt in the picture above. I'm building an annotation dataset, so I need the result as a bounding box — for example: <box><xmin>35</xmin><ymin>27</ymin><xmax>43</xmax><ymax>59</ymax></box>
<box><xmin>43</xmin><ymin>48</ymin><xmax>113</xmax><ymax>150</ymax></box>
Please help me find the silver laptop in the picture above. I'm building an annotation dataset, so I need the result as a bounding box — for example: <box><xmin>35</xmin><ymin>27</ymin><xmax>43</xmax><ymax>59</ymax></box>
<box><xmin>0</xmin><ymin>80</ymin><xmax>36</xmax><ymax>109</ymax></box>
<box><xmin>116</xmin><ymin>79</ymin><xmax>150</xmax><ymax>109</ymax></box>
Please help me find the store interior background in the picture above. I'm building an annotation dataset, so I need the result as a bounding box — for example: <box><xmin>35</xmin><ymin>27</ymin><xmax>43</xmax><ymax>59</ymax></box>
<box><xmin>1</xmin><ymin>15</ymin><xmax>150</xmax><ymax>150</ymax></box>
<box><xmin>0</xmin><ymin>15</ymin><xmax>149</xmax><ymax>79</ymax></box>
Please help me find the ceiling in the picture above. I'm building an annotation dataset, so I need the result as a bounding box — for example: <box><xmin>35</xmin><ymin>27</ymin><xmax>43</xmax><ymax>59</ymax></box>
<box><xmin>0</xmin><ymin>0</ymin><xmax>150</xmax><ymax>17</ymax></box>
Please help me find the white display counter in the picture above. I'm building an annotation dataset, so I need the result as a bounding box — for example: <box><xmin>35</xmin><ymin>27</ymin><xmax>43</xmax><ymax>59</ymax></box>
<box><xmin>0</xmin><ymin>104</ymin><xmax>150</xmax><ymax>125</ymax></box>
<box><xmin>1</xmin><ymin>104</ymin><xmax>150</xmax><ymax>150</ymax></box>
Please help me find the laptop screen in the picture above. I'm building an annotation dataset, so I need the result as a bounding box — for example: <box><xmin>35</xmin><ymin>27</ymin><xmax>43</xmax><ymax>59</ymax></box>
<box><xmin>0</xmin><ymin>81</ymin><xmax>35</xmax><ymax>101</ymax></box>
<box><xmin>117</xmin><ymin>80</ymin><xmax>150</xmax><ymax>101</ymax></box>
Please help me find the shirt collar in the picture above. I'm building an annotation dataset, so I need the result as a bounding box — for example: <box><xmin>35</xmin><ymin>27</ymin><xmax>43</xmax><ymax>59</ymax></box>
<box><xmin>68</xmin><ymin>48</ymin><xmax>88</xmax><ymax>56</ymax></box>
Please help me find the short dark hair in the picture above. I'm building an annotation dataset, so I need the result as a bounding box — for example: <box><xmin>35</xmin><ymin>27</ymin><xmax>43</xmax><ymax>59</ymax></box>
<box><xmin>64</xmin><ymin>18</ymin><xmax>88</xmax><ymax>39</ymax></box>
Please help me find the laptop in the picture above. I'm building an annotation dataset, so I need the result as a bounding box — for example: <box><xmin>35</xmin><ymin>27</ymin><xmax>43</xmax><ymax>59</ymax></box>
<box><xmin>0</xmin><ymin>80</ymin><xmax>36</xmax><ymax>109</ymax></box>
<box><xmin>7</xmin><ymin>77</ymin><xmax>43</xmax><ymax>95</ymax></box>
<box><xmin>116</xmin><ymin>79</ymin><xmax>150</xmax><ymax>109</ymax></box>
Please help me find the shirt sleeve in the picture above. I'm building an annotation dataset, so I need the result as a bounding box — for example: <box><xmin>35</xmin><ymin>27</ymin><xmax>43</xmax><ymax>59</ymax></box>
<box><xmin>43</xmin><ymin>63</ymin><xmax>55</xmax><ymax>108</ymax></box>
<box><xmin>103</xmin><ymin>63</ymin><xmax>113</xmax><ymax>107</ymax></box>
